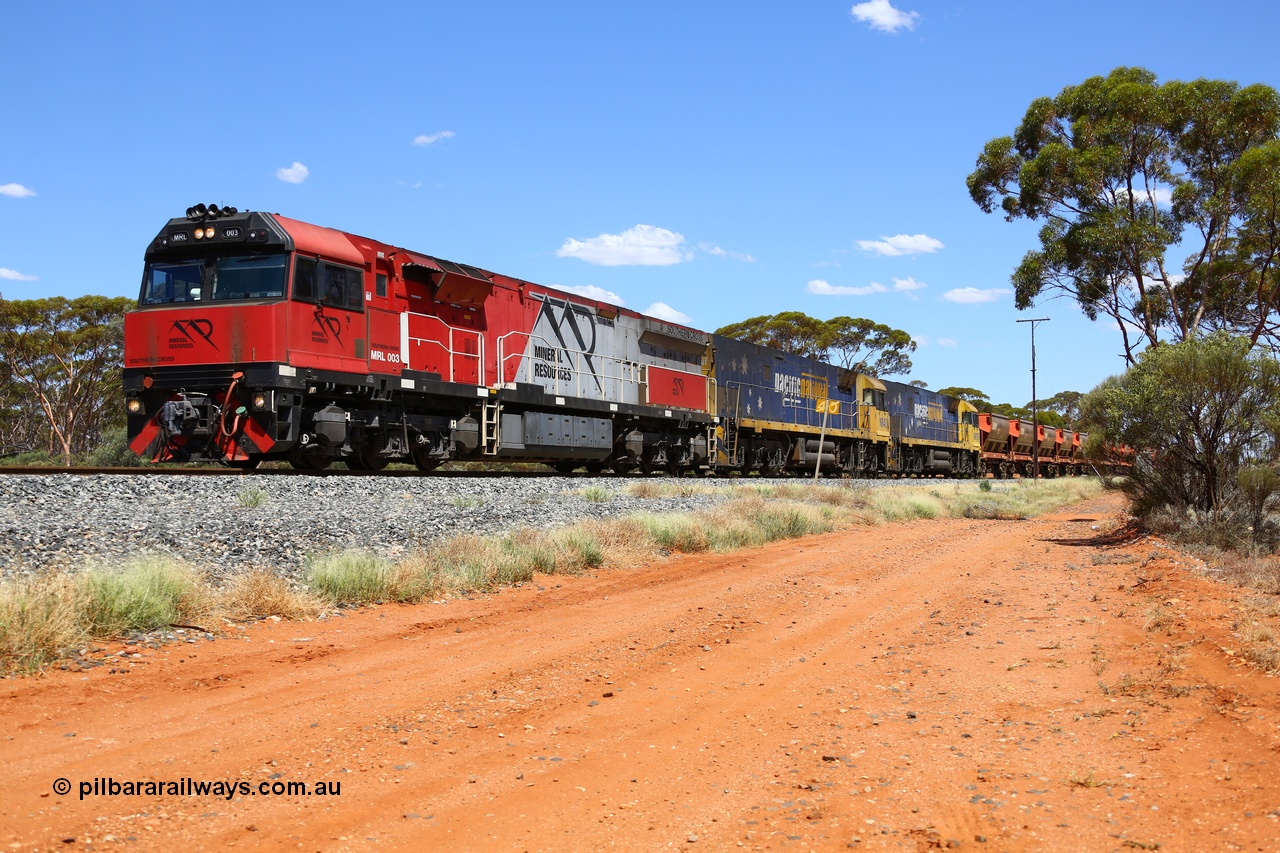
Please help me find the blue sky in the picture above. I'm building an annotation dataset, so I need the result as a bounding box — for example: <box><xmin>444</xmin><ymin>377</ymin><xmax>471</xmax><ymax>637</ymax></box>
<box><xmin>3</xmin><ymin>1</ymin><xmax>1277</xmax><ymax>406</ymax></box>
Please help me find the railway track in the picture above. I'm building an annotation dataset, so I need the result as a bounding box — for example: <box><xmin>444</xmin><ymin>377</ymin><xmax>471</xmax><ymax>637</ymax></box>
<box><xmin>0</xmin><ymin>465</ymin><xmax>991</xmax><ymax>480</ymax></box>
<box><xmin>0</xmin><ymin>465</ymin><xmax>571</xmax><ymax>478</ymax></box>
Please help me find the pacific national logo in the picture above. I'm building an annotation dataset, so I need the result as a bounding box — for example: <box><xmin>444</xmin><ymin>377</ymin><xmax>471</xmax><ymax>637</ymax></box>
<box><xmin>774</xmin><ymin>372</ymin><xmax>828</xmax><ymax>400</ymax></box>
<box><xmin>169</xmin><ymin>319</ymin><xmax>216</xmax><ymax>351</ymax></box>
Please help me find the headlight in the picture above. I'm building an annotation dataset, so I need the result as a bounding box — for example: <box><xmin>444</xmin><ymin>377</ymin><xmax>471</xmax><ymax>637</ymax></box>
<box><xmin>252</xmin><ymin>393</ymin><xmax>268</xmax><ymax>410</ymax></box>
<box><xmin>126</xmin><ymin>398</ymin><xmax>143</xmax><ymax>415</ymax></box>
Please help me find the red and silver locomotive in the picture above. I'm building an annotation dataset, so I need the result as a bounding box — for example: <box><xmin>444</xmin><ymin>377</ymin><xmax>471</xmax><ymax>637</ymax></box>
<box><xmin>124</xmin><ymin>205</ymin><xmax>714</xmax><ymax>472</ymax></box>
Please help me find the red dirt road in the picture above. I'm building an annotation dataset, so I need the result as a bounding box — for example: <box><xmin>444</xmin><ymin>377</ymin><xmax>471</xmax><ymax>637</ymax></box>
<box><xmin>2</xmin><ymin>492</ymin><xmax>1279</xmax><ymax>851</ymax></box>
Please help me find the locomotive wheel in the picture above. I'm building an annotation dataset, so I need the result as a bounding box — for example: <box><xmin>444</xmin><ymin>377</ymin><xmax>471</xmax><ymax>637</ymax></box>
<box><xmin>584</xmin><ymin>461</ymin><xmax>606</xmax><ymax>474</ymax></box>
<box><xmin>345</xmin><ymin>449</ymin><xmax>388</xmax><ymax>472</ymax></box>
<box><xmin>410</xmin><ymin>448</ymin><xmax>440</xmax><ymax>472</ymax></box>
<box><xmin>551</xmin><ymin>461</ymin><xmax>579</xmax><ymax>474</ymax></box>
<box><xmin>289</xmin><ymin>449</ymin><xmax>332</xmax><ymax>471</ymax></box>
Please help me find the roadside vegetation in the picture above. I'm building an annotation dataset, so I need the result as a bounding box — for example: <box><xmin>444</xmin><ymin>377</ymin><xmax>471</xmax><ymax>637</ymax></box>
<box><xmin>0</xmin><ymin>477</ymin><xmax>1100</xmax><ymax>674</ymax></box>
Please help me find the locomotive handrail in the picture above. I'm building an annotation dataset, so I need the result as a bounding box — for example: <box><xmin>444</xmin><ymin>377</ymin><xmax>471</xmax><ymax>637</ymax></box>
<box><xmin>720</xmin><ymin>379</ymin><xmax>864</xmax><ymax>433</ymax></box>
<box><xmin>495</xmin><ymin>331</ymin><xmax>705</xmax><ymax>403</ymax></box>
<box><xmin>400</xmin><ymin>312</ymin><xmax>485</xmax><ymax>385</ymax></box>
<box><xmin>495</xmin><ymin>331</ymin><xmax>632</xmax><ymax>400</ymax></box>
<box><xmin>890</xmin><ymin>414</ymin><xmax>961</xmax><ymax>445</ymax></box>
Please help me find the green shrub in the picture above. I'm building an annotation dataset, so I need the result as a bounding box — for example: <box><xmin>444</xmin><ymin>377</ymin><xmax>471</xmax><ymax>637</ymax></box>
<box><xmin>80</xmin><ymin>557</ymin><xmax>213</xmax><ymax>634</ymax></box>
<box><xmin>236</xmin><ymin>484</ymin><xmax>267</xmax><ymax>509</ymax></box>
<box><xmin>552</xmin><ymin>529</ymin><xmax>605</xmax><ymax>573</ymax></box>
<box><xmin>0</xmin><ymin>450</ymin><xmax>58</xmax><ymax>467</ymax></box>
<box><xmin>306</xmin><ymin>551</ymin><xmax>392</xmax><ymax>603</ymax></box>
<box><xmin>82</xmin><ymin>428</ymin><xmax>143</xmax><ymax>467</ymax></box>
<box><xmin>634</xmin><ymin>513</ymin><xmax>710</xmax><ymax>553</ymax></box>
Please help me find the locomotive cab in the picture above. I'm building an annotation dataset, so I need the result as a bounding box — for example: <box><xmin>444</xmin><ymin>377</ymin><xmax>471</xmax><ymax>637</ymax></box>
<box><xmin>124</xmin><ymin>207</ymin><xmax>374</xmax><ymax>466</ymax></box>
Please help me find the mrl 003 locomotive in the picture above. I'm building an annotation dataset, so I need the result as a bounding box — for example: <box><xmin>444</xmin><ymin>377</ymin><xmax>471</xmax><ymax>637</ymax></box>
<box><xmin>124</xmin><ymin>205</ymin><xmax>1096</xmax><ymax>476</ymax></box>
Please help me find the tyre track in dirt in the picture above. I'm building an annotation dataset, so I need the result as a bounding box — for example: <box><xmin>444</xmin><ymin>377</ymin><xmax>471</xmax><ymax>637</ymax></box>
<box><xmin>2</xmin><ymin>492</ymin><xmax>1278</xmax><ymax>851</ymax></box>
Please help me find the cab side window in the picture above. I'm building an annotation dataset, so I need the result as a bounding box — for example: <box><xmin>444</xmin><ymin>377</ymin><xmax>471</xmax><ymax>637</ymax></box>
<box><xmin>343</xmin><ymin>267</ymin><xmax>365</xmax><ymax>311</ymax></box>
<box><xmin>293</xmin><ymin>258</ymin><xmax>364</xmax><ymax>312</ymax></box>
<box><xmin>294</xmin><ymin>257</ymin><xmax>317</xmax><ymax>301</ymax></box>
<box><xmin>321</xmin><ymin>264</ymin><xmax>364</xmax><ymax>311</ymax></box>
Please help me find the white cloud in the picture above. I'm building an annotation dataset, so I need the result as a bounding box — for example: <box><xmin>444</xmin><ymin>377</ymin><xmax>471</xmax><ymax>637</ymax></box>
<box><xmin>0</xmin><ymin>268</ymin><xmax>38</xmax><ymax>281</ymax></box>
<box><xmin>807</xmin><ymin>279</ymin><xmax>888</xmax><ymax>296</ymax></box>
<box><xmin>943</xmin><ymin>287</ymin><xmax>1010</xmax><ymax>304</ymax></box>
<box><xmin>850</xmin><ymin>0</ymin><xmax>920</xmax><ymax>33</ymax></box>
<box><xmin>558</xmin><ymin>284</ymin><xmax>625</xmax><ymax>306</ymax></box>
<box><xmin>937</xmin><ymin>337</ymin><xmax>957</xmax><ymax>347</ymax></box>
<box><xmin>645</xmin><ymin>302</ymin><xmax>694</xmax><ymax>325</ymax></box>
<box><xmin>557</xmin><ymin>225</ymin><xmax>691</xmax><ymax>266</ymax></box>
<box><xmin>1119</xmin><ymin>186</ymin><xmax>1173</xmax><ymax>207</ymax></box>
<box><xmin>413</xmin><ymin>131</ymin><xmax>456</xmax><ymax>147</ymax></box>
<box><xmin>275</xmin><ymin>162</ymin><xmax>310</xmax><ymax>184</ymax></box>
<box><xmin>700</xmin><ymin>243</ymin><xmax>756</xmax><ymax>263</ymax></box>
<box><xmin>0</xmin><ymin>183</ymin><xmax>36</xmax><ymax>198</ymax></box>
<box><xmin>856</xmin><ymin>233</ymin><xmax>943</xmax><ymax>256</ymax></box>
<box><xmin>911</xmin><ymin>334</ymin><xmax>928</xmax><ymax>347</ymax></box>
<box><xmin>807</xmin><ymin>276</ymin><xmax>928</xmax><ymax>297</ymax></box>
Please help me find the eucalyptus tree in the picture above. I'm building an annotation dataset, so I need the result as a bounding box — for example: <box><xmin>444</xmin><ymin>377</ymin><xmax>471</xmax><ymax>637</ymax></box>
<box><xmin>0</xmin><ymin>295</ymin><xmax>134</xmax><ymax>465</ymax></box>
<box><xmin>967</xmin><ymin>67</ymin><xmax>1280</xmax><ymax>363</ymax></box>
<box><xmin>715</xmin><ymin>312</ymin><xmax>828</xmax><ymax>359</ymax></box>
<box><xmin>714</xmin><ymin>312</ymin><xmax>916</xmax><ymax>377</ymax></box>
<box><xmin>821</xmin><ymin>316</ymin><xmax>916</xmax><ymax>377</ymax></box>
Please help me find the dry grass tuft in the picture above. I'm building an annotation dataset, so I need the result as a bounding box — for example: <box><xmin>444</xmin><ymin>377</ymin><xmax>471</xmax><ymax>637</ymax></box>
<box><xmin>1067</xmin><ymin>770</ymin><xmax>1113</xmax><ymax>788</ymax></box>
<box><xmin>222</xmin><ymin>571</ymin><xmax>325</xmax><ymax>621</ymax></box>
<box><xmin>1143</xmin><ymin>603</ymin><xmax>1175</xmax><ymax>634</ymax></box>
<box><xmin>1234</xmin><ymin>603</ymin><xmax>1280</xmax><ymax>673</ymax></box>
<box><xmin>623</xmin><ymin>481</ymin><xmax>662</xmax><ymax>499</ymax></box>
<box><xmin>0</xmin><ymin>576</ymin><xmax>85</xmax><ymax>674</ymax></box>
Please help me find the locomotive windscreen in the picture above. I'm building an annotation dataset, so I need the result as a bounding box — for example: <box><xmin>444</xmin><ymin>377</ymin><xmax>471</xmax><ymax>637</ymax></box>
<box><xmin>140</xmin><ymin>254</ymin><xmax>288</xmax><ymax>305</ymax></box>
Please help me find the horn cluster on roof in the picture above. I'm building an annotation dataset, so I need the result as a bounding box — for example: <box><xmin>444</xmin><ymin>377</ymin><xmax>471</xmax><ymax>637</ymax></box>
<box><xmin>185</xmin><ymin>203</ymin><xmax>239</xmax><ymax>221</ymax></box>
